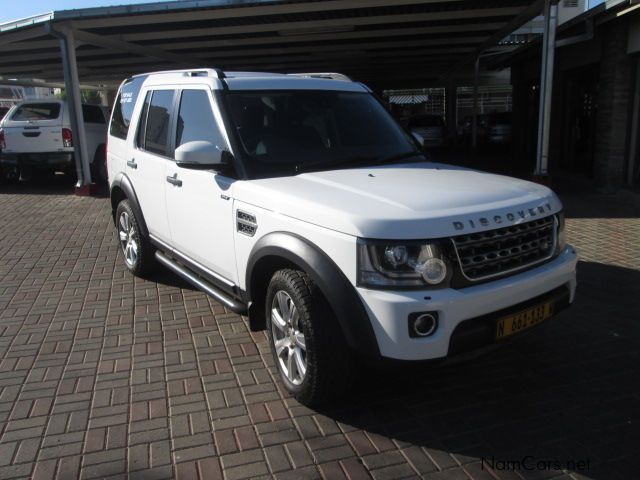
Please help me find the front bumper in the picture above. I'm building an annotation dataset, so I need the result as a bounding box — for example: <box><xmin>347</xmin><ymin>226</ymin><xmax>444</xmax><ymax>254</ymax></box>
<box><xmin>356</xmin><ymin>245</ymin><xmax>578</xmax><ymax>361</ymax></box>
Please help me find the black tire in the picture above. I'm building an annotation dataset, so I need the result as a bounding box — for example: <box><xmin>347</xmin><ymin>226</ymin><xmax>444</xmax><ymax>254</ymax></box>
<box><xmin>115</xmin><ymin>199</ymin><xmax>156</xmax><ymax>276</ymax></box>
<box><xmin>265</xmin><ymin>269</ymin><xmax>354</xmax><ymax>406</ymax></box>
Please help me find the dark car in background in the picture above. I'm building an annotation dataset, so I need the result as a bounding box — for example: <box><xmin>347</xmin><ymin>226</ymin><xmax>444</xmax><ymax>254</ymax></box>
<box><xmin>486</xmin><ymin>111</ymin><xmax>513</xmax><ymax>145</ymax></box>
<box><xmin>408</xmin><ymin>114</ymin><xmax>450</xmax><ymax>148</ymax></box>
<box><xmin>459</xmin><ymin>114</ymin><xmax>488</xmax><ymax>144</ymax></box>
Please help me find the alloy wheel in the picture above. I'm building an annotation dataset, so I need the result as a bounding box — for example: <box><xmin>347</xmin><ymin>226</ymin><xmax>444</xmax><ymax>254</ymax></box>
<box><xmin>271</xmin><ymin>290</ymin><xmax>307</xmax><ymax>385</ymax></box>
<box><xmin>118</xmin><ymin>211</ymin><xmax>139</xmax><ymax>267</ymax></box>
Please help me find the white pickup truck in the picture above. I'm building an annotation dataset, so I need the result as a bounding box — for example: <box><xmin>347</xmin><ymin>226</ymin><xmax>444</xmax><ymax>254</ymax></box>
<box><xmin>0</xmin><ymin>100</ymin><xmax>108</xmax><ymax>182</ymax></box>
<box><xmin>107</xmin><ymin>69</ymin><xmax>578</xmax><ymax>405</ymax></box>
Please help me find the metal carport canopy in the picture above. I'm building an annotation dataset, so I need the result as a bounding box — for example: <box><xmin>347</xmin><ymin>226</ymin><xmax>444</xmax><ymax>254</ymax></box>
<box><xmin>0</xmin><ymin>0</ymin><xmax>546</xmax><ymax>191</ymax></box>
<box><xmin>0</xmin><ymin>0</ymin><xmax>544</xmax><ymax>88</ymax></box>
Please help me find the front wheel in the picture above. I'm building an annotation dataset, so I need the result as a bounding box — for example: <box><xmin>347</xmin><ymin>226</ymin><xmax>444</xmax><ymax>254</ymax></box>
<box><xmin>266</xmin><ymin>269</ymin><xmax>354</xmax><ymax>405</ymax></box>
<box><xmin>115</xmin><ymin>200</ymin><xmax>155</xmax><ymax>276</ymax></box>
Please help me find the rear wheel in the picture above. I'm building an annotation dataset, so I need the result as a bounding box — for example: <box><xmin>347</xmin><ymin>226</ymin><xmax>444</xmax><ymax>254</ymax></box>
<box><xmin>266</xmin><ymin>269</ymin><xmax>354</xmax><ymax>405</ymax></box>
<box><xmin>115</xmin><ymin>200</ymin><xmax>155</xmax><ymax>276</ymax></box>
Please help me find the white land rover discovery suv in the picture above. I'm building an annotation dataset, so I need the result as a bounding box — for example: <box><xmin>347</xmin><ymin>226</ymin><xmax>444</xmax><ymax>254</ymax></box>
<box><xmin>107</xmin><ymin>69</ymin><xmax>577</xmax><ymax>405</ymax></box>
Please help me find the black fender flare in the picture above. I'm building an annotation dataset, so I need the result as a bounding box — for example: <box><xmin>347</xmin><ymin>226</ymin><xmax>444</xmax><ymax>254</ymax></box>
<box><xmin>110</xmin><ymin>172</ymin><xmax>149</xmax><ymax>238</ymax></box>
<box><xmin>246</xmin><ymin>232</ymin><xmax>380</xmax><ymax>358</ymax></box>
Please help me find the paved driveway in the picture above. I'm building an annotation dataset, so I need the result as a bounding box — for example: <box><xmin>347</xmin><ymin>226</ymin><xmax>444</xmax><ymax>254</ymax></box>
<box><xmin>0</xmin><ymin>180</ymin><xmax>638</xmax><ymax>480</ymax></box>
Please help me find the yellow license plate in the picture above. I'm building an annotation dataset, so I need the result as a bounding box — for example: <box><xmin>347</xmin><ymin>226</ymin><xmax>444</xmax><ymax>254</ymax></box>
<box><xmin>496</xmin><ymin>301</ymin><xmax>555</xmax><ymax>340</ymax></box>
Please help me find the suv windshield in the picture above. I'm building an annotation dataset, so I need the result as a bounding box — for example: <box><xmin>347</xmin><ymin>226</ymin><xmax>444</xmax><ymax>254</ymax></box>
<box><xmin>226</xmin><ymin>90</ymin><xmax>418</xmax><ymax>177</ymax></box>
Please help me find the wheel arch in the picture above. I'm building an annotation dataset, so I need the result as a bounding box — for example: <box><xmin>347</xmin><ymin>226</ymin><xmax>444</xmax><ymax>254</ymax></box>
<box><xmin>246</xmin><ymin>232</ymin><xmax>380</xmax><ymax>358</ymax></box>
<box><xmin>110</xmin><ymin>172</ymin><xmax>149</xmax><ymax>238</ymax></box>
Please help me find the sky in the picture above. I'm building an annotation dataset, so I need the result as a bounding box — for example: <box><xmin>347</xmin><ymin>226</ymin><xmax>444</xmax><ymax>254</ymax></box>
<box><xmin>0</xmin><ymin>0</ymin><xmax>153</xmax><ymax>24</ymax></box>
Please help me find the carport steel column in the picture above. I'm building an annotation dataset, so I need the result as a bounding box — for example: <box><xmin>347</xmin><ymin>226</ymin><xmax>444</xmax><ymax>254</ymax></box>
<box><xmin>535</xmin><ymin>0</ymin><xmax>558</xmax><ymax>176</ymax></box>
<box><xmin>472</xmin><ymin>56</ymin><xmax>480</xmax><ymax>149</ymax></box>
<box><xmin>47</xmin><ymin>23</ymin><xmax>92</xmax><ymax>187</ymax></box>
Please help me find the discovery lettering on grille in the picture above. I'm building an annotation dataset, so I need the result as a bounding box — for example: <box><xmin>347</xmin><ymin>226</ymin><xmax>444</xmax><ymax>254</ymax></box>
<box><xmin>451</xmin><ymin>215</ymin><xmax>557</xmax><ymax>281</ymax></box>
<box><xmin>452</xmin><ymin>203</ymin><xmax>553</xmax><ymax>231</ymax></box>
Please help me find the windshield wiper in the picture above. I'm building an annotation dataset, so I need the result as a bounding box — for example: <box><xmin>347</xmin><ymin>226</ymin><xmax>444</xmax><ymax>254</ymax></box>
<box><xmin>374</xmin><ymin>150</ymin><xmax>427</xmax><ymax>165</ymax></box>
<box><xmin>294</xmin><ymin>155</ymin><xmax>378</xmax><ymax>173</ymax></box>
<box><xmin>294</xmin><ymin>150</ymin><xmax>426</xmax><ymax>174</ymax></box>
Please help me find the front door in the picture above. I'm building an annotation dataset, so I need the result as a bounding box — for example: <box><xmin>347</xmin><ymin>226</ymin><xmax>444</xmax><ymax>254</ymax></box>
<box><xmin>131</xmin><ymin>88</ymin><xmax>175</xmax><ymax>244</ymax></box>
<box><xmin>164</xmin><ymin>88</ymin><xmax>238</xmax><ymax>285</ymax></box>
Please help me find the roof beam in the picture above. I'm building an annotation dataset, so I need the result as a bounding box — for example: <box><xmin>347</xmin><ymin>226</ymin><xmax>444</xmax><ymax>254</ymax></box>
<box><xmin>90</xmin><ymin>6</ymin><xmax>525</xmax><ymax>39</ymax></box>
<box><xmin>40</xmin><ymin>22</ymin><xmax>204</xmax><ymax>68</ymax></box>
<box><xmin>0</xmin><ymin>21</ymin><xmax>505</xmax><ymax>54</ymax></box>
<box><xmin>68</xmin><ymin>26</ymin><xmax>204</xmax><ymax>68</ymax></box>
<box><xmin>445</xmin><ymin>0</ymin><xmax>547</xmax><ymax>76</ymax></box>
<box><xmin>0</xmin><ymin>24</ymin><xmax>48</xmax><ymax>47</ymax></box>
<box><xmin>0</xmin><ymin>4</ymin><xmax>525</xmax><ymax>53</ymax></box>
<box><xmin>65</xmin><ymin>0</ymin><xmax>464</xmax><ymax>29</ymax></box>
<box><xmin>0</xmin><ymin>44</ymin><xmax>475</xmax><ymax>76</ymax></box>
<box><xmin>0</xmin><ymin>34</ymin><xmax>489</xmax><ymax>67</ymax></box>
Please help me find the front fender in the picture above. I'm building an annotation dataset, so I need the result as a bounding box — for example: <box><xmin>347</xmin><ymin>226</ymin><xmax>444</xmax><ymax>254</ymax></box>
<box><xmin>246</xmin><ymin>232</ymin><xmax>380</xmax><ymax>358</ymax></box>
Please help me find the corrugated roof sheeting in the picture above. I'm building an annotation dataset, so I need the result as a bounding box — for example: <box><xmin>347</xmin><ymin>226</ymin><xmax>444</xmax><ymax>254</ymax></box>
<box><xmin>0</xmin><ymin>0</ymin><xmax>541</xmax><ymax>87</ymax></box>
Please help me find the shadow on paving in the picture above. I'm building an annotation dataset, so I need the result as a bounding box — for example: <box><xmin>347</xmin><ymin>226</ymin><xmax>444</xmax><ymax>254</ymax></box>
<box><xmin>0</xmin><ymin>174</ymin><xmax>110</xmax><ymax>198</ymax></box>
<box><xmin>315</xmin><ymin>261</ymin><xmax>640</xmax><ymax>480</ymax></box>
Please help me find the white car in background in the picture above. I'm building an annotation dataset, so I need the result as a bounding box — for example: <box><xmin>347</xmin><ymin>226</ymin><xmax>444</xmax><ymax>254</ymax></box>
<box><xmin>0</xmin><ymin>100</ymin><xmax>109</xmax><ymax>182</ymax></box>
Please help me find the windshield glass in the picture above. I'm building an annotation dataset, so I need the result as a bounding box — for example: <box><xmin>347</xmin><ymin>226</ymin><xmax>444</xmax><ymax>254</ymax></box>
<box><xmin>226</xmin><ymin>90</ymin><xmax>417</xmax><ymax>177</ymax></box>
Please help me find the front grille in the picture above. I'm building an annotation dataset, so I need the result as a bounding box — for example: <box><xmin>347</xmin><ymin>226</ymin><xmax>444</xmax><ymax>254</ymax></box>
<box><xmin>452</xmin><ymin>215</ymin><xmax>556</xmax><ymax>281</ymax></box>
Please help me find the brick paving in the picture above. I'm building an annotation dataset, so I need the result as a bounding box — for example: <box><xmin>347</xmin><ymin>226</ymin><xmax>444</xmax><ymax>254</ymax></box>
<box><xmin>0</xmin><ymin>180</ymin><xmax>639</xmax><ymax>480</ymax></box>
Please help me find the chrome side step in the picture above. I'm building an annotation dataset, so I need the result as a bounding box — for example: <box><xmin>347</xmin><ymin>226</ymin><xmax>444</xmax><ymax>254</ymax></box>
<box><xmin>155</xmin><ymin>251</ymin><xmax>247</xmax><ymax>314</ymax></box>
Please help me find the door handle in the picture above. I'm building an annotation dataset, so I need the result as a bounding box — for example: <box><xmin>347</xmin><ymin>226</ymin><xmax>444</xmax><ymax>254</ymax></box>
<box><xmin>126</xmin><ymin>159</ymin><xmax>137</xmax><ymax>169</ymax></box>
<box><xmin>166</xmin><ymin>173</ymin><xmax>182</xmax><ymax>187</ymax></box>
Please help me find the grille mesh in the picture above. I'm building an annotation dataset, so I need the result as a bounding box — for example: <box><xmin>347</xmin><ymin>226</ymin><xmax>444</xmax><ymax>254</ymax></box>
<box><xmin>452</xmin><ymin>216</ymin><xmax>556</xmax><ymax>281</ymax></box>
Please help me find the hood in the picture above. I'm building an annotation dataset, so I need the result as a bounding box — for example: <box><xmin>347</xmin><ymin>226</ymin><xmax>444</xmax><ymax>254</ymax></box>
<box><xmin>233</xmin><ymin>162</ymin><xmax>562</xmax><ymax>239</ymax></box>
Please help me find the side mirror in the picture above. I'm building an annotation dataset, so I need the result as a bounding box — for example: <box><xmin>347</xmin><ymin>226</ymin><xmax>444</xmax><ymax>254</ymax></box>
<box><xmin>175</xmin><ymin>141</ymin><xmax>225</xmax><ymax>169</ymax></box>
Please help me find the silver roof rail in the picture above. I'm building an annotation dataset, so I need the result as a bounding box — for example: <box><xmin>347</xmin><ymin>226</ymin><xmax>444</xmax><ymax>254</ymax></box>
<box><xmin>288</xmin><ymin>72</ymin><xmax>351</xmax><ymax>81</ymax></box>
<box><xmin>134</xmin><ymin>68</ymin><xmax>225</xmax><ymax>79</ymax></box>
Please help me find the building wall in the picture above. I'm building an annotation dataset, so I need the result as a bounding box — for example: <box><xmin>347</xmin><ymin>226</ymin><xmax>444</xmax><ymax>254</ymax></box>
<box><xmin>593</xmin><ymin>19</ymin><xmax>635</xmax><ymax>187</ymax></box>
<box><xmin>510</xmin><ymin>9</ymin><xmax>640</xmax><ymax>187</ymax></box>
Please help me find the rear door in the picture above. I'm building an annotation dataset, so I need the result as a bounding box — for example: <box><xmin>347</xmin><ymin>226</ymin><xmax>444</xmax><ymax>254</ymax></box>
<box><xmin>2</xmin><ymin>102</ymin><xmax>66</xmax><ymax>154</ymax></box>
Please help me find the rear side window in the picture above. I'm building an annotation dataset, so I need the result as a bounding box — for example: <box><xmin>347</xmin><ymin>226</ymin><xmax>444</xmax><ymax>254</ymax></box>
<box><xmin>110</xmin><ymin>76</ymin><xmax>146</xmax><ymax>140</ymax></box>
<box><xmin>176</xmin><ymin>90</ymin><xmax>225</xmax><ymax>148</ymax></box>
<box><xmin>11</xmin><ymin>103</ymin><xmax>60</xmax><ymax>121</ymax></box>
<box><xmin>143</xmin><ymin>90</ymin><xmax>175</xmax><ymax>156</ymax></box>
<box><xmin>82</xmin><ymin>105</ymin><xmax>105</xmax><ymax>124</ymax></box>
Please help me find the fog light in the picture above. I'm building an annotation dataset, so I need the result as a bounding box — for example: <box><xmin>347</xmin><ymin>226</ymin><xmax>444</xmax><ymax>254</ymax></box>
<box><xmin>410</xmin><ymin>312</ymin><xmax>438</xmax><ymax>338</ymax></box>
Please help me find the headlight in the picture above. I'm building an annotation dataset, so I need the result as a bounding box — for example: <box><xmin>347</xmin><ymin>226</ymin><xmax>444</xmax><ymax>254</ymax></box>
<box><xmin>556</xmin><ymin>212</ymin><xmax>566</xmax><ymax>253</ymax></box>
<box><xmin>358</xmin><ymin>239</ymin><xmax>451</xmax><ymax>288</ymax></box>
